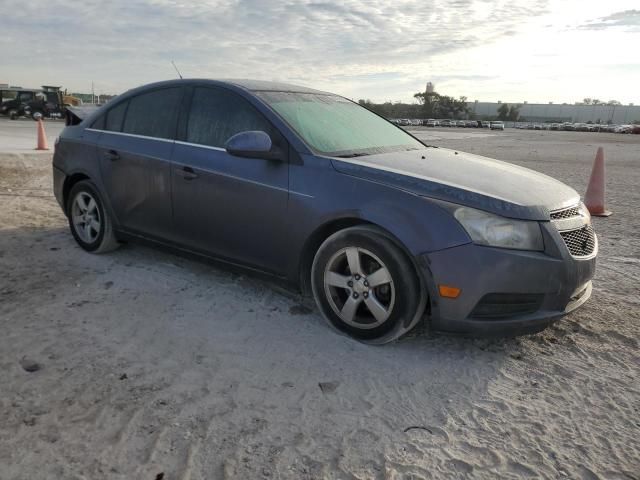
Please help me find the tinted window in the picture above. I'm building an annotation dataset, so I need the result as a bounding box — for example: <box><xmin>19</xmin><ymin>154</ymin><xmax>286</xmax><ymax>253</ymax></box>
<box><xmin>122</xmin><ymin>87</ymin><xmax>183</xmax><ymax>139</ymax></box>
<box><xmin>105</xmin><ymin>101</ymin><xmax>128</xmax><ymax>132</ymax></box>
<box><xmin>91</xmin><ymin>114</ymin><xmax>105</xmax><ymax>130</ymax></box>
<box><xmin>187</xmin><ymin>87</ymin><xmax>277</xmax><ymax>148</ymax></box>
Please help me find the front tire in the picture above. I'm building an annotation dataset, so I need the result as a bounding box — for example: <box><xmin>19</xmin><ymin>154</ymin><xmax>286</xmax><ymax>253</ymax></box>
<box><xmin>311</xmin><ymin>226</ymin><xmax>426</xmax><ymax>344</ymax></box>
<box><xmin>67</xmin><ymin>180</ymin><xmax>120</xmax><ymax>253</ymax></box>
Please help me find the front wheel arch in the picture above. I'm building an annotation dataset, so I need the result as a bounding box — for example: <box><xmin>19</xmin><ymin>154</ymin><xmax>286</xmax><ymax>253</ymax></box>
<box><xmin>299</xmin><ymin>219</ymin><xmax>429</xmax><ymax>298</ymax></box>
<box><xmin>310</xmin><ymin>224</ymin><xmax>429</xmax><ymax>343</ymax></box>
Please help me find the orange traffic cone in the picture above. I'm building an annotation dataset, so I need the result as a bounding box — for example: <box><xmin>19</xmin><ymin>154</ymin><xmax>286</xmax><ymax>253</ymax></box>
<box><xmin>584</xmin><ymin>147</ymin><xmax>611</xmax><ymax>217</ymax></box>
<box><xmin>35</xmin><ymin>119</ymin><xmax>49</xmax><ymax>151</ymax></box>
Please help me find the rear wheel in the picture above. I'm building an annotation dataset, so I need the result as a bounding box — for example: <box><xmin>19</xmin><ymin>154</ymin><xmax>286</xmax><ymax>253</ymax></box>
<box><xmin>67</xmin><ymin>180</ymin><xmax>119</xmax><ymax>253</ymax></box>
<box><xmin>311</xmin><ymin>226</ymin><xmax>426</xmax><ymax>344</ymax></box>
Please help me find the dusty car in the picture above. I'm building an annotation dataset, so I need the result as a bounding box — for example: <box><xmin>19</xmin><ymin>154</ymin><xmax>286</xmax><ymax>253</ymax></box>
<box><xmin>52</xmin><ymin>79</ymin><xmax>597</xmax><ymax>343</ymax></box>
<box><xmin>490</xmin><ymin>121</ymin><xmax>505</xmax><ymax>130</ymax></box>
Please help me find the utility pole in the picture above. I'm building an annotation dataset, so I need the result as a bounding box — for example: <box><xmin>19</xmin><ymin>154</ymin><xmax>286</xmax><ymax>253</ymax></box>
<box><xmin>91</xmin><ymin>81</ymin><xmax>95</xmax><ymax>104</ymax></box>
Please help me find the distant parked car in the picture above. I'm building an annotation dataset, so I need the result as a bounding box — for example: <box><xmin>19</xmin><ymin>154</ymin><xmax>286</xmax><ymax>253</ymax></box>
<box><xmin>410</xmin><ymin>119</ymin><xmax>422</xmax><ymax>127</ymax></box>
<box><xmin>490</xmin><ymin>121</ymin><xmax>505</xmax><ymax>130</ymax></box>
<box><xmin>465</xmin><ymin>120</ymin><xmax>478</xmax><ymax>128</ymax></box>
<box><xmin>456</xmin><ymin>120</ymin><xmax>466</xmax><ymax>127</ymax></box>
<box><xmin>481</xmin><ymin>121</ymin><xmax>490</xmax><ymax>128</ymax></box>
<box><xmin>425</xmin><ymin>119</ymin><xmax>437</xmax><ymax>127</ymax></box>
<box><xmin>631</xmin><ymin>125</ymin><xmax>640</xmax><ymax>134</ymax></box>
<box><xmin>550</xmin><ymin>123</ymin><xmax>559</xmax><ymax>130</ymax></box>
<box><xmin>563</xmin><ymin>123</ymin><xmax>575</xmax><ymax>131</ymax></box>
<box><xmin>440</xmin><ymin>119</ymin><xmax>453</xmax><ymax>127</ymax></box>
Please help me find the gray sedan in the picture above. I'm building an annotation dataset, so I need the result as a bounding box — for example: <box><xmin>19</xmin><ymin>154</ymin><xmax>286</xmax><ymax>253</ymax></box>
<box><xmin>53</xmin><ymin>79</ymin><xmax>597</xmax><ymax>343</ymax></box>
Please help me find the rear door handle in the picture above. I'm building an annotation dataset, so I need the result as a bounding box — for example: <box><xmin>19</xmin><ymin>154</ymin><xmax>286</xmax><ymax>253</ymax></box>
<box><xmin>104</xmin><ymin>149</ymin><xmax>120</xmax><ymax>161</ymax></box>
<box><xmin>179</xmin><ymin>166</ymin><xmax>199</xmax><ymax>181</ymax></box>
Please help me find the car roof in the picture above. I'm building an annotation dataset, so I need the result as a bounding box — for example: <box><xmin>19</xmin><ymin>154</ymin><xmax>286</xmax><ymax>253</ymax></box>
<box><xmin>121</xmin><ymin>78</ymin><xmax>333</xmax><ymax>96</ymax></box>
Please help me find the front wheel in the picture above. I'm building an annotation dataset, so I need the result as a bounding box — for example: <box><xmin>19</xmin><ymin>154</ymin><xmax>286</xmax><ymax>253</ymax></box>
<box><xmin>67</xmin><ymin>180</ymin><xmax>120</xmax><ymax>253</ymax></box>
<box><xmin>311</xmin><ymin>226</ymin><xmax>426</xmax><ymax>344</ymax></box>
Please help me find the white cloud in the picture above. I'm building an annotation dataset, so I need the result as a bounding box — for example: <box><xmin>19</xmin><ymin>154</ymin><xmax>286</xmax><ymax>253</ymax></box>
<box><xmin>0</xmin><ymin>0</ymin><xmax>637</xmax><ymax>104</ymax></box>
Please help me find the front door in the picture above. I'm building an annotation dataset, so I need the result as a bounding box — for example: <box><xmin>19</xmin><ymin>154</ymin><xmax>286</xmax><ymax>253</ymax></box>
<box><xmin>171</xmin><ymin>86</ymin><xmax>289</xmax><ymax>275</ymax></box>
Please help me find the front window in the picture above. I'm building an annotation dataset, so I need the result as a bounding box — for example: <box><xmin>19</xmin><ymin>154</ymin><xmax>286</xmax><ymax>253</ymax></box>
<box><xmin>256</xmin><ymin>92</ymin><xmax>424</xmax><ymax>157</ymax></box>
<box><xmin>187</xmin><ymin>87</ymin><xmax>280</xmax><ymax>149</ymax></box>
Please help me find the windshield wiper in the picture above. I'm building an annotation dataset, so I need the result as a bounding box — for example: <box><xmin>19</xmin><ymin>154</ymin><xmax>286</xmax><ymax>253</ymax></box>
<box><xmin>334</xmin><ymin>152</ymin><xmax>371</xmax><ymax>158</ymax></box>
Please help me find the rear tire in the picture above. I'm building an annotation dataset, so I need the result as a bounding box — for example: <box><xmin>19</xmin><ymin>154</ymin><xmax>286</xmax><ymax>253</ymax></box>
<box><xmin>67</xmin><ymin>180</ymin><xmax>120</xmax><ymax>253</ymax></box>
<box><xmin>311</xmin><ymin>226</ymin><xmax>426</xmax><ymax>344</ymax></box>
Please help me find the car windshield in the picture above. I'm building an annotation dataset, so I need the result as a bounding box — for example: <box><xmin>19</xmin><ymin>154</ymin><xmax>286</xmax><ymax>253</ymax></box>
<box><xmin>256</xmin><ymin>91</ymin><xmax>424</xmax><ymax>157</ymax></box>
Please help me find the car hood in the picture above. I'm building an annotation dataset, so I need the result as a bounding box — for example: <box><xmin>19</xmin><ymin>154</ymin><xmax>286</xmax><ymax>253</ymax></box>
<box><xmin>330</xmin><ymin>148</ymin><xmax>580</xmax><ymax>221</ymax></box>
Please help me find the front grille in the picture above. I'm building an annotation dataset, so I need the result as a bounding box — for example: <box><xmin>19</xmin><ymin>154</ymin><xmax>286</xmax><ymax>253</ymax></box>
<box><xmin>550</xmin><ymin>206</ymin><xmax>580</xmax><ymax>220</ymax></box>
<box><xmin>559</xmin><ymin>225</ymin><xmax>596</xmax><ymax>257</ymax></box>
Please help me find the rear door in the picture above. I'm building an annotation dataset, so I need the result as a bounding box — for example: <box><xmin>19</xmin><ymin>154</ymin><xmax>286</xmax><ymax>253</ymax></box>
<box><xmin>97</xmin><ymin>87</ymin><xmax>184</xmax><ymax>240</ymax></box>
<box><xmin>171</xmin><ymin>86</ymin><xmax>289</xmax><ymax>274</ymax></box>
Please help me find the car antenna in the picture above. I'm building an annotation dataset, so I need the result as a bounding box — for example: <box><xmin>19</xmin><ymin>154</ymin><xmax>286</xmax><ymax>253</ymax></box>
<box><xmin>171</xmin><ymin>60</ymin><xmax>183</xmax><ymax>80</ymax></box>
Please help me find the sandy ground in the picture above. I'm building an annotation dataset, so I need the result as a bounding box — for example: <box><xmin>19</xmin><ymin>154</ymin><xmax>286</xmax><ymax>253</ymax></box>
<box><xmin>0</xmin><ymin>126</ymin><xmax>639</xmax><ymax>479</ymax></box>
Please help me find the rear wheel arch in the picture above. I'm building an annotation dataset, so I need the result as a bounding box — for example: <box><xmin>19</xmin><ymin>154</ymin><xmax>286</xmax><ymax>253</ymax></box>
<box><xmin>63</xmin><ymin>173</ymin><xmax>90</xmax><ymax>212</ymax></box>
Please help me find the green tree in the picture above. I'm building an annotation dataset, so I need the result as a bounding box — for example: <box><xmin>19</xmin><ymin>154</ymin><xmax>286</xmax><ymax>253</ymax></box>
<box><xmin>413</xmin><ymin>91</ymin><xmax>440</xmax><ymax>118</ymax></box>
<box><xmin>507</xmin><ymin>104</ymin><xmax>521</xmax><ymax>121</ymax></box>
<box><xmin>497</xmin><ymin>103</ymin><xmax>510</xmax><ymax>120</ymax></box>
<box><xmin>414</xmin><ymin>88</ymin><xmax>469</xmax><ymax>119</ymax></box>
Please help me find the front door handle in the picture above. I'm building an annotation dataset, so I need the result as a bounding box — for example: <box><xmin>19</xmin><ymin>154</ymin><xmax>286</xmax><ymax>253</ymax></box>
<box><xmin>104</xmin><ymin>149</ymin><xmax>120</xmax><ymax>161</ymax></box>
<box><xmin>179</xmin><ymin>166</ymin><xmax>199</xmax><ymax>181</ymax></box>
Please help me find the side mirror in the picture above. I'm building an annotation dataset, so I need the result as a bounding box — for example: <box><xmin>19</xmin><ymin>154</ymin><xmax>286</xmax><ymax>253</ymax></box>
<box><xmin>225</xmin><ymin>130</ymin><xmax>280</xmax><ymax>160</ymax></box>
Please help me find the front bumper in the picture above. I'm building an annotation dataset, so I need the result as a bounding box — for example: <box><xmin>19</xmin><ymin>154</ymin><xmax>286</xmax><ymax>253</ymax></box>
<box><xmin>419</xmin><ymin>221</ymin><xmax>597</xmax><ymax>336</ymax></box>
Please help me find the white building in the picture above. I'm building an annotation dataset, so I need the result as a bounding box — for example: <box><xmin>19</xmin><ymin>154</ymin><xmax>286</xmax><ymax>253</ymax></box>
<box><xmin>468</xmin><ymin>101</ymin><xmax>640</xmax><ymax>124</ymax></box>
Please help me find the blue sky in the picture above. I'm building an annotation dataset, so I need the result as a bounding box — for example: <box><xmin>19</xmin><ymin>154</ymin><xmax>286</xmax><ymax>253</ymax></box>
<box><xmin>1</xmin><ymin>1</ymin><xmax>638</xmax><ymax>104</ymax></box>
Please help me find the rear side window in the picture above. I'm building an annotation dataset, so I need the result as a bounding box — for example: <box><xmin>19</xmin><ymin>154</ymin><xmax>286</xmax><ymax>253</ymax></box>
<box><xmin>122</xmin><ymin>87</ymin><xmax>183</xmax><ymax>139</ymax></box>
<box><xmin>186</xmin><ymin>87</ymin><xmax>277</xmax><ymax>148</ymax></box>
<box><xmin>105</xmin><ymin>101</ymin><xmax>128</xmax><ymax>132</ymax></box>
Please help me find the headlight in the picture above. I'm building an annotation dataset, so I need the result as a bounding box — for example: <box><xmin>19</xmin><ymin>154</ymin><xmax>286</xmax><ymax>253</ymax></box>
<box><xmin>454</xmin><ymin>207</ymin><xmax>544</xmax><ymax>251</ymax></box>
<box><xmin>578</xmin><ymin>202</ymin><xmax>591</xmax><ymax>224</ymax></box>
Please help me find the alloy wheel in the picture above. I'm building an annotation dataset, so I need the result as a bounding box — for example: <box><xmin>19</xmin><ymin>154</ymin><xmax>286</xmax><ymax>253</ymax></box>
<box><xmin>71</xmin><ymin>191</ymin><xmax>101</xmax><ymax>244</ymax></box>
<box><xmin>323</xmin><ymin>247</ymin><xmax>395</xmax><ymax>329</ymax></box>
